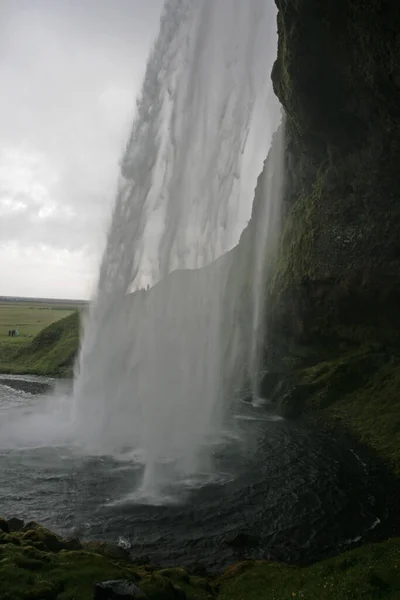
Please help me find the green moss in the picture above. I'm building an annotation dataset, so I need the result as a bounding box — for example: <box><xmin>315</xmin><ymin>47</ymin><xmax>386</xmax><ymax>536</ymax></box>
<box><xmin>0</xmin><ymin>525</ymin><xmax>214</xmax><ymax>600</ymax></box>
<box><xmin>0</xmin><ymin>517</ymin><xmax>9</xmax><ymax>533</ymax></box>
<box><xmin>279</xmin><ymin>349</ymin><xmax>400</xmax><ymax>475</ymax></box>
<box><xmin>82</xmin><ymin>540</ymin><xmax>130</xmax><ymax>561</ymax></box>
<box><xmin>158</xmin><ymin>568</ymin><xmax>216</xmax><ymax>599</ymax></box>
<box><xmin>218</xmin><ymin>539</ymin><xmax>400</xmax><ymax>600</ymax></box>
<box><xmin>1</xmin><ymin>520</ymin><xmax>400</xmax><ymax>599</ymax></box>
<box><xmin>321</xmin><ymin>360</ymin><xmax>400</xmax><ymax>475</ymax></box>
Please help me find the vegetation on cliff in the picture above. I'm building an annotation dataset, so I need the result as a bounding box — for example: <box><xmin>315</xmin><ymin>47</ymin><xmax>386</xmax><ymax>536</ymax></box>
<box><xmin>243</xmin><ymin>0</ymin><xmax>400</xmax><ymax>476</ymax></box>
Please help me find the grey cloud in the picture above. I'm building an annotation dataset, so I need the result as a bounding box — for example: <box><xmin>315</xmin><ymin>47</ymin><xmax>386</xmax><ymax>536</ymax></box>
<box><xmin>0</xmin><ymin>0</ymin><xmax>163</xmax><ymax>298</ymax></box>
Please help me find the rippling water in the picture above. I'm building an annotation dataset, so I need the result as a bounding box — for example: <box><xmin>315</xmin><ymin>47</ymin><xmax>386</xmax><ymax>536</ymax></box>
<box><xmin>0</xmin><ymin>375</ymin><xmax>390</xmax><ymax>569</ymax></box>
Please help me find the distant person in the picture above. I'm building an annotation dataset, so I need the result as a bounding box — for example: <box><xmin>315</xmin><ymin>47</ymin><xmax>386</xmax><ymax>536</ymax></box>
<box><xmin>15</xmin><ymin>329</ymin><xmax>19</xmax><ymax>336</ymax></box>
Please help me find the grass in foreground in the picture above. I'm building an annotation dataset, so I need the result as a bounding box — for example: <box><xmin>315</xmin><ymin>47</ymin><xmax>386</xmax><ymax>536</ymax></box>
<box><xmin>0</xmin><ymin>520</ymin><xmax>399</xmax><ymax>599</ymax></box>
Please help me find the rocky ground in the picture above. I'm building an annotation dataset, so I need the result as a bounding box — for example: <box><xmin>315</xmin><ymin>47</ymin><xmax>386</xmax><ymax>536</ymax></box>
<box><xmin>1</xmin><ymin>517</ymin><xmax>399</xmax><ymax>600</ymax></box>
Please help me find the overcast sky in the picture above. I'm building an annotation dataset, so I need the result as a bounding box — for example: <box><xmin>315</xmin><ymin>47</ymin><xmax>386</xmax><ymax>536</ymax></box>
<box><xmin>0</xmin><ymin>0</ymin><xmax>163</xmax><ymax>299</ymax></box>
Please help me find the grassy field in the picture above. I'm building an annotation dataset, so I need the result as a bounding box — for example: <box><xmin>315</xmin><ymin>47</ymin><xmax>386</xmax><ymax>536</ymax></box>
<box><xmin>0</xmin><ymin>301</ymin><xmax>78</xmax><ymax>347</ymax></box>
<box><xmin>0</xmin><ymin>299</ymin><xmax>84</xmax><ymax>377</ymax></box>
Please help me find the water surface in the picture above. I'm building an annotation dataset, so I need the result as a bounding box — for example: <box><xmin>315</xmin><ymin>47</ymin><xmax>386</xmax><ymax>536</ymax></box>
<box><xmin>0</xmin><ymin>375</ymin><xmax>389</xmax><ymax>569</ymax></box>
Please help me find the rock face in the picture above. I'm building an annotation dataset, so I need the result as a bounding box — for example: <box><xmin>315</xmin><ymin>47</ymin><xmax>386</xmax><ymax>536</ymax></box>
<box><xmin>84</xmin><ymin>541</ymin><xmax>130</xmax><ymax>561</ymax></box>
<box><xmin>94</xmin><ymin>580</ymin><xmax>146</xmax><ymax>600</ymax></box>
<box><xmin>267</xmin><ymin>0</ymin><xmax>400</xmax><ymax>355</ymax></box>
<box><xmin>224</xmin><ymin>531</ymin><xmax>260</xmax><ymax>549</ymax></box>
<box><xmin>0</xmin><ymin>518</ymin><xmax>9</xmax><ymax>533</ymax></box>
<box><xmin>232</xmin><ymin>0</ymin><xmax>400</xmax><ymax>466</ymax></box>
<box><xmin>6</xmin><ymin>517</ymin><xmax>24</xmax><ymax>532</ymax></box>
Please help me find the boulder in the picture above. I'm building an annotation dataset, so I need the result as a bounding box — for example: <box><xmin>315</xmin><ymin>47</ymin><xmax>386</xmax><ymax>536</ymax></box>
<box><xmin>84</xmin><ymin>541</ymin><xmax>131</xmax><ymax>561</ymax></box>
<box><xmin>94</xmin><ymin>580</ymin><xmax>146</xmax><ymax>600</ymax></box>
<box><xmin>0</xmin><ymin>518</ymin><xmax>9</xmax><ymax>533</ymax></box>
<box><xmin>186</xmin><ymin>563</ymin><xmax>208</xmax><ymax>577</ymax></box>
<box><xmin>139</xmin><ymin>574</ymin><xmax>187</xmax><ymax>599</ymax></box>
<box><xmin>131</xmin><ymin>554</ymin><xmax>151</xmax><ymax>566</ymax></box>
<box><xmin>64</xmin><ymin>537</ymin><xmax>83</xmax><ymax>551</ymax></box>
<box><xmin>21</xmin><ymin>526</ymin><xmax>69</xmax><ymax>552</ymax></box>
<box><xmin>258</xmin><ymin>372</ymin><xmax>283</xmax><ymax>399</ymax></box>
<box><xmin>224</xmin><ymin>531</ymin><xmax>259</xmax><ymax>549</ymax></box>
<box><xmin>278</xmin><ymin>384</ymin><xmax>314</xmax><ymax>419</ymax></box>
<box><xmin>21</xmin><ymin>521</ymin><xmax>41</xmax><ymax>532</ymax></box>
<box><xmin>7</xmin><ymin>517</ymin><xmax>24</xmax><ymax>532</ymax></box>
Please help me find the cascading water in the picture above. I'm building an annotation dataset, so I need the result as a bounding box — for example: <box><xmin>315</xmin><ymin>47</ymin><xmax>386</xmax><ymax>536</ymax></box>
<box><xmin>0</xmin><ymin>1</ymin><xmax>390</xmax><ymax>564</ymax></box>
<box><xmin>247</xmin><ymin>122</ymin><xmax>285</xmax><ymax>400</ymax></box>
<box><xmin>73</xmin><ymin>0</ymin><xmax>283</xmax><ymax>498</ymax></box>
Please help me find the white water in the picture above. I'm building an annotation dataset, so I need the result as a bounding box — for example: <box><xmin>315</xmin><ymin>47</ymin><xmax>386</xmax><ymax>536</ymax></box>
<box><xmin>72</xmin><ymin>0</ymin><xmax>283</xmax><ymax>497</ymax></box>
<box><xmin>248</xmin><ymin>122</ymin><xmax>285</xmax><ymax>397</ymax></box>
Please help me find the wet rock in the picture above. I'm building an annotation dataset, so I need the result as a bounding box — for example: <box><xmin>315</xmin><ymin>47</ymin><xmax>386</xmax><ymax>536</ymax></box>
<box><xmin>0</xmin><ymin>532</ymin><xmax>21</xmax><ymax>545</ymax></box>
<box><xmin>20</xmin><ymin>525</ymin><xmax>79</xmax><ymax>553</ymax></box>
<box><xmin>242</xmin><ymin>394</ymin><xmax>253</xmax><ymax>404</ymax></box>
<box><xmin>7</xmin><ymin>517</ymin><xmax>24</xmax><ymax>532</ymax></box>
<box><xmin>258</xmin><ymin>372</ymin><xmax>283</xmax><ymax>399</ymax></box>
<box><xmin>0</xmin><ymin>518</ymin><xmax>9</xmax><ymax>533</ymax></box>
<box><xmin>131</xmin><ymin>554</ymin><xmax>151</xmax><ymax>566</ymax></box>
<box><xmin>139</xmin><ymin>574</ymin><xmax>187</xmax><ymax>599</ymax></box>
<box><xmin>64</xmin><ymin>537</ymin><xmax>83</xmax><ymax>551</ymax></box>
<box><xmin>21</xmin><ymin>521</ymin><xmax>41</xmax><ymax>532</ymax></box>
<box><xmin>0</xmin><ymin>378</ymin><xmax>52</xmax><ymax>395</ymax></box>
<box><xmin>224</xmin><ymin>531</ymin><xmax>260</xmax><ymax>549</ymax></box>
<box><xmin>94</xmin><ymin>580</ymin><xmax>146</xmax><ymax>600</ymax></box>
<box><xmin>159</xmin><ymin>568</ymin><xmax>190</xmax><ymax>585</ymax></box>
<box><xmin>186</xmin><ymin>563</ymin><xmax>208</xmax><ymax>577</ymax></box>
<box><xmin>84</xmin><ymin>541</ymin><xmax>131</xmax><ymax>561</ymax></box>
<box><xmin>278</xmin><ymin>384</ymin><xmax>315</xmax><ymax>419</ymax></box>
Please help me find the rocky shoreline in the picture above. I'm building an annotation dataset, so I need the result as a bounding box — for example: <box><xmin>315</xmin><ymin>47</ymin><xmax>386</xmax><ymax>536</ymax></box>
<box><xmin>1</xmin><ymin>516</ymin><xmax>399</xmax><ymax>599</ymax></box>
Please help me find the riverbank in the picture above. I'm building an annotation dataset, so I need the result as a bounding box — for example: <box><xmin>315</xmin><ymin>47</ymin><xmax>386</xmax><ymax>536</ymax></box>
<box><xmin>0</xmin><ymin>518</ymin><xmax>399</xmax><ymax>600</ymax></box>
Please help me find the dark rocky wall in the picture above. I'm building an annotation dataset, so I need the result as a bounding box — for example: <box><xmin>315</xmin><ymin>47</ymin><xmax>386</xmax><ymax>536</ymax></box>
<box><xmin>266</xmin><ymin>0</ymin><xmax>400</xmax><ymax>356</ymax></box>
<box><xmin>233</xmin><ymin>0</ymin><xmax>400</xmax><ymax>470</ymax></box>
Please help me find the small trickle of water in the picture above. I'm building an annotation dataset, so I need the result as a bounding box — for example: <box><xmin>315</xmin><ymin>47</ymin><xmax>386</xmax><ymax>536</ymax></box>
<box><xmin>73</xmin><ymin>0</ymin><xmax>283</xmax><ymax>497</ymax></box>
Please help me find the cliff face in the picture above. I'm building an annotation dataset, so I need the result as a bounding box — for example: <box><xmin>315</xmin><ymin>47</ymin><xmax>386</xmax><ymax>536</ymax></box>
<box><xmin>253</xmin><ymin>0</ymin><xmax>400</xmax><ymax>470</ymax></box>
<box><xmin>270</xmin><ymin>0</ymin><xmax>400</xmax><ymax>349</ymax></box>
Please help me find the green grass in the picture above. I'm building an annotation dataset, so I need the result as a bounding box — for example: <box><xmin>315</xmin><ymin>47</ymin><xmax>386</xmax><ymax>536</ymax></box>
<box><xmin>218</xmin><ymin>539</ymin><xmax>400</xmax><ymax>599</ymax></box>
<box><xmin>0</xmin><ymin>311</ymin><xmax>81</xmax><ymax>377</ymax></box>
<box><xmin>302</xmin><ymin>351</ymin><xmax>400</xmax><ymax>476</ymax></box>
<box><xmin>0</xmin><ymin>301</ymin><xmax>79</xmax><ymax>348</ymax></box>
<box><xmin>0</xmin><ymin>521</ymin><xmax>399</xmax><ymax>600</ymax></box>
<box><xmin>0</xmin><ymin>523</ymin><xmax>215</xmax><ymax>600</ymax></box>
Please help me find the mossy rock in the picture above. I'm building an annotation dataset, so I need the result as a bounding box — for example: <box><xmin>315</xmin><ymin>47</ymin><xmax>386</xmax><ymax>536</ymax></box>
<box><xmin>21</xmin><ymin>521</ymin><xmax>42</xmax><ymax>532</ymax></box>
<box><xmin>7</xmin><ymin>517</ymin><xmax>25</xmax><ymax>532</ymax></box>
<box><xmin>0</xmin><ymin>532</ymin><xmax>22</xmax><ymax>546</ymax></box>
<box><xmin>139</xmin><ymin>574</ymin><xmax>187</xmax><ymax>599</ymax></box>
<box><xmin>20</xmin><ymin>526</ymin><xmax>68</xmax><ymax>553</ymax></box>
<box><xmin>84</xmin><ymin>540</ymin><xmax>131</xmax><ymax>561</ymax></box>
<box><xmin>159</xmin><ymin>568</ymin><xmax>190</xmax><ymax>584</ymax></box>
<box><xmin>0</xmin><ymin>517</ymin><xmax>9</xmax><ymax>533</ymax></box>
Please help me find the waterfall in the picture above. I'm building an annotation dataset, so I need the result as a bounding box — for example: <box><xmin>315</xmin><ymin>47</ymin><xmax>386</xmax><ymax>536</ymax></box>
<box><xmin>72</xmin><ymin>0</ymin><xmax>283</xmax><ymax>498</ymax></box>
<box><xmin>248</xmin><ymin>122</ymin><xmax>285</xmax><ymax>400</ymax></box>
